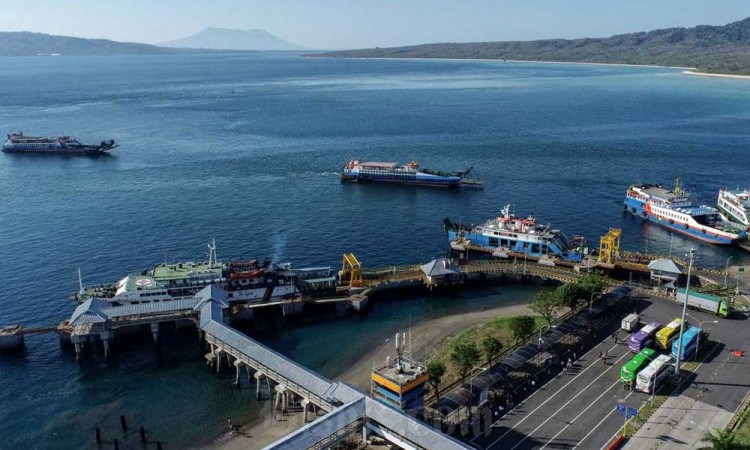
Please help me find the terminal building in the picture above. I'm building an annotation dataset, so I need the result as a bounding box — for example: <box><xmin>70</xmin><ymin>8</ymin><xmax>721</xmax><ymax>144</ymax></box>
<box><xmin>371</xmin><ymin>354</ymin><xmax>430</xmax><ymax>411</ymax></box>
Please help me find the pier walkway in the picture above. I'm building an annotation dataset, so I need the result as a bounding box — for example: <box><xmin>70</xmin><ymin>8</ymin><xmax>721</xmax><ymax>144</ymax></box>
<box><xmin>196</xmin><ymin>285</ymin><xmax>469</xmax><ymax>450</ymax></box>
<box><xmin>67</xmin><ymin>284</ymin><xmax>469</xmax><ymax>449</ymax></box>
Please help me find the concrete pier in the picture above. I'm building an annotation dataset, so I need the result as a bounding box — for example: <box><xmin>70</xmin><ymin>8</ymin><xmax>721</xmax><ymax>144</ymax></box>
<box><xmin>0</xmin><ymin>325</ymin><xmax>24</xmax><ymax>352</ymax></box>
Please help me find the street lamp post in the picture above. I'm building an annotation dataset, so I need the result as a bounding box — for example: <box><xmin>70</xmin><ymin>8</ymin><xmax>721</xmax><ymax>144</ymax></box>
<box><xmin>685</xmin><ymin>313</ymin><xmax>718</xmax><ymax>360</ymax></box>
<box><xmin>724</xmin><ymin>256</ymin><xmax>733</xmax><ymax>289</ymax></box>
<box><xmin>674</xmin><ymin>249</ymin><xmax>695</xmax><ymax>376</ymax></box>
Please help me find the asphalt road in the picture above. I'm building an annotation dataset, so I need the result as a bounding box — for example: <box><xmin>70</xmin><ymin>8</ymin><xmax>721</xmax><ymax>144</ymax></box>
<box><xmin>467</xmin><ymin>294</ymin><xmax>750</xmax><ymax>450</ymax></box>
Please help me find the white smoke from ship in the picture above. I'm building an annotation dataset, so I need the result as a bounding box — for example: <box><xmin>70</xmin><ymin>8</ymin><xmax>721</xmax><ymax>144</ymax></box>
<box><xmin>271</xmin><ymin>232</ymin><xmax>287</xmax><ymax>264</ymax></box>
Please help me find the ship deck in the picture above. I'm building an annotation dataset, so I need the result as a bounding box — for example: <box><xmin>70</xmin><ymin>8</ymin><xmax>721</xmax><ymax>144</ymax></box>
<box><xmin>152</xmin><ymin>261</ymin><xmax>222</xmax><ymax>282</ymax></box>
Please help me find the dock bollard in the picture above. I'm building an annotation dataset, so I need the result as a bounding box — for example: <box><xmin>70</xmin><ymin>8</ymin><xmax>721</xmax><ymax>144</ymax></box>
<box><xmin>120</xmin><ymin>415</ymin><xmax>127</xmax><ymax>432</ymax></box>
<box><xmin>95</xmin><ymin>426</ymin><xmax>101</xmax><ymax>444</ymax></box>
<box><xmin>113</xmin><ymin>438</ymin><xmax>119</xmax><ymax>450</ymax></box>
<box><xmin>140</xmin><ymin>426</ymin><xmax>146</xmax><ymax>443</ymax></box>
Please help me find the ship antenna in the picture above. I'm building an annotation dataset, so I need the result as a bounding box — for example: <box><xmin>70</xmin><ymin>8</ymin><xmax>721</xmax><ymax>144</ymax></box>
<box><xmin>208</xmin><ymin>238</ymin><xmax>217</xmax><ymax>268</ymax></box>
<box><xmin>77</xmin><ymin>266</ymin><xmax>84</xmax><ymax>296</ymax></box>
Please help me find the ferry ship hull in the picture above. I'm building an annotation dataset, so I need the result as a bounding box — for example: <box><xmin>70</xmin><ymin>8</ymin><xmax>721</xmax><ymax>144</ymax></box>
<box><xmin>341</xmin><ymin>173</ymin><xmax>461</xmax><ymax>188</ymax></box>
<box><xmin>340</xmin><ymin>159</ymin><xmax>465</xmax><ymax>188</ymax></box>
<box><xmin>3</xmin><ymin>133</ymin><xmax>117</xmax><ymax>156</ymax></box>
<box><xmin>624</xmin><ymin>197</ymin><xmax>739</xmax><ymax>245</ymax></box>
<box><xmin>717</xmin><ymin>189</ymin><xmax>750</xmax><ymax>229</ymax></box>
<box><xmin>2</xmin><ymin>146</ymin><xmax>109</xmax><ymax>156</ymax></box>
<box><xmin>444</xmin><ymin>205</ymin><xmax>585</xmax><ymax>262</ymax></box>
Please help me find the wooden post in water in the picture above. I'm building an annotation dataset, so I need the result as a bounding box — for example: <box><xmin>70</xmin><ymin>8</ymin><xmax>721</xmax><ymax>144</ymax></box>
<box><xmin>119</xmin><ymin>415</ymin><xmax>127</xmax><ymax>432</ymax></box>
<box><xmin>139</xmin><ymin>426</ymin><xmax>146</xmax><ymax>443</ymax></box>
<box><xmin>95</xmin><ymin>426</ymin><xmax>101</xmax><ymax>444</ymax></box>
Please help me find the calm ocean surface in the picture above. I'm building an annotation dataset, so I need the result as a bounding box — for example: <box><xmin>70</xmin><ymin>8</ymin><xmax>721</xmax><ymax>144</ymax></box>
<box><xmin>1</xmin><ymin>52</ymin><xmax>749</xmax><ymax>449</ymax></box>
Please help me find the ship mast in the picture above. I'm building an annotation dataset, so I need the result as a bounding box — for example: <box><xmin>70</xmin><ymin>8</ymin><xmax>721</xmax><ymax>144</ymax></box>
<box><xmin>77</xmin><ymin>267</ymin><xmax>84</xmax><ymax>296</ymax></box>
<box><xmin>208</xmin><ymin>239</ymin><xmax>218</xmax><ymax>268</ymax></box>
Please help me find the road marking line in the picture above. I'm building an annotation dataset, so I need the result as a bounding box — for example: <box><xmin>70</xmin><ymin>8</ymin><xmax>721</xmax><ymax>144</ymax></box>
<box><xmin>487</xmin><ymin>347</ymin><xmax>630</xmax><ymax>450</ymax></box>
<box><xmin>574</xmin><ymin>390</ymin><xmax>634</xmax><ymax>449</ymax></box>
<box><xmin>540</xmin><ymin>380</ymin><xmax>626</xmax><ymax>449</ymax></box>
<box><xmin>597</xmin><ymin>341</ymin><xmax>724</xmax><ymax>450</ymax></box>
<box><xmin>508</xmin><ymin>376</ymin><xmax>625</xmax><ymax>450</ymax></box>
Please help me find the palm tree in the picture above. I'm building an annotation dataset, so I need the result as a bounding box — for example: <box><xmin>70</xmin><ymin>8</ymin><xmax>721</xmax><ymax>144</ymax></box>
<box><xmin>699</xmin><ymin>428</ymin><xmax>737</xmax><ymax>450</ymax></box>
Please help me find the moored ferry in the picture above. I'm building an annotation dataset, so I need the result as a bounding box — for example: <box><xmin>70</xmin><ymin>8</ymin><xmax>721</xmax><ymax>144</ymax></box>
<box><xmin>444</xmin><ymin>204</ymin><xmax>585</xmax><ymax>262</ymax></box>
<box><xmin>72</xmin><ymin>241</ymin><xmax>307</xmax><ymax>306</ymax></box>
<box><xmin>3</xmin><ymin>132</ymin><xmax>117</xmax><ymax>155</ymax></box>
<box><xmin>341</xmin><ymin>160</ymin><xmax>469</xmax><ymax>188</ymax></box>
<box><xmin>717</xmin><ymin>188</ymin><xmax>750</xmax><ymax>229</ymax></box>
<box><xmin>624</xmin><ymin>183</ymin><xmax>746</xmax><ymax>245</ymax></box>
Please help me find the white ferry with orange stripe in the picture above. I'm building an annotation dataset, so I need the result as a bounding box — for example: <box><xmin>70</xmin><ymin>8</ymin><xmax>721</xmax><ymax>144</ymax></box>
<box><xmin>624</xmin><ymin>182</ymin><xmax>746</xmax><ymax>245</ymax></box>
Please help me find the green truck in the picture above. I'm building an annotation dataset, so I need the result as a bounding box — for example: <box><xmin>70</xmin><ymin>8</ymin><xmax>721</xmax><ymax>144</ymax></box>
<box><xmin>675</xmin><ymin>288</ymin><xmax>729</xmax><ymax>318</ymax></box>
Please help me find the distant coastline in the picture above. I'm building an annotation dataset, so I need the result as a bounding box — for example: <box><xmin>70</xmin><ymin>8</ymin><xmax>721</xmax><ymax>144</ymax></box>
<box><xmin>307</xmin><ymin>54</ymin><xmax>694</xmax><ymax>71</ymax></box>
<box><xmin>310</xmin><ymin>16</ymin><xmax>750</xmax><ymax>77</ymax></box>
<box><xmin>309</xmin><ymin>54</ymin><xmax>750</xmax><ymax>79</ymax></box>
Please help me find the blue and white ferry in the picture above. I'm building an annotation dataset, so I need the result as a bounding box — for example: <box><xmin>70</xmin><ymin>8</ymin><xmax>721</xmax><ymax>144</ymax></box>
<box><xmin>444</xmin><ymin>205</ymin><xmax>585</xmax><ymax>262</ymax></box>
<box><xmin>341</xmin><ymin>160</ymin><xmax>468</xmax><ymax>188</ymax></box>
<box><xmin>624</xmin><ymin>183</ymin><xmax>746</xmax><ymax>245</ymax></box>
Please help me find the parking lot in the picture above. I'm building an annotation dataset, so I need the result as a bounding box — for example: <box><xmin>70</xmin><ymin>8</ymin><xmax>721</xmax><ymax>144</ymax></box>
<box><xmin>469</xmin><ymin>293</ymin><xmax>750</xmax><ymax>450</ymax></box>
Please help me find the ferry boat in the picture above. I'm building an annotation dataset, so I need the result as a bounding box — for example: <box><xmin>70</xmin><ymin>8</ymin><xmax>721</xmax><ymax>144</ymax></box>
<box><xmin>341</xmin><ymin>160</ymin><xmax>469</xmax><ymax>188</ymax></box>
<box><xmin>444</xmin><ymin>204</ymin><xmax>585</xmax><ymax>262</ymax></box>
<box><xmin>2</xmin><ymin>132</ymin><xmax>117</xmax><ymax>155</ymax></box>
<box><xmin>624</xmin><ymin>183</ymin><xmax>746</xmax><ymax>245</ymax></box>
<box><xmin>72</xmin><ymin>241</ymin><xmax>304</xmax><ymax>306</ymax></box>
<box><xmin>717</xmin><ymin>188</ymin><xmax>750</xmax><ymax>229</ymax></box>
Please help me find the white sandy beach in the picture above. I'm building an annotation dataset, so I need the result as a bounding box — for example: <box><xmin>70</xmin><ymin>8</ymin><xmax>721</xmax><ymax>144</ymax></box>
<box><xmin>682</xmin><ymin>70</ymin><xmax>750</xmax><ymax>80</ymax></box>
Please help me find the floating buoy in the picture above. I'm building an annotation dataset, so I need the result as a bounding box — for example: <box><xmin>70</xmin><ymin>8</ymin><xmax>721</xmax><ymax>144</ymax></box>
<box><xmin>734</xmin><ymin>350</ymin><xmax>743</xmax><ymax>357</ymax></box>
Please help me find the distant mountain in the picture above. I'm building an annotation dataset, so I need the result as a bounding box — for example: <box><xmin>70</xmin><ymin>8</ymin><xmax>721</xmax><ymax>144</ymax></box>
<box><xmin>0</xmin><ymin>31</ymin><xmax>176</xmax><ymax>56</ymax></box>
<box><xmin>161</xmin><ymin>27</ymin><xmax>304</xmax><ymax>51</ymax></box>
<box><xmin>312</xmin><ymin>17</ymin><xmax>750</xmax><ymax>75</ymax></box>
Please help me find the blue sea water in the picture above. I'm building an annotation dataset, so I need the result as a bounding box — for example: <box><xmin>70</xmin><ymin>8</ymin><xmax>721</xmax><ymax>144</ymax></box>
<box><xmin>1</xmin><ymin>52</ymin><xmax>750</xmax><ymax>449</ymax></box>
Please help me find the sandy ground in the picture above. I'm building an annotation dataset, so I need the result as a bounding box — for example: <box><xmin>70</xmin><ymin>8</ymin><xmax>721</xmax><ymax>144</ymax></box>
<box><xmin>682</xmin><ymin>70</ymin><xmax>750</xmax><ymax>80</ymax></box>
<box><xmin>204</xmin><ymin>301</ymin><xmax>533</xmax><ymax>450</ymax></box>
<box><xmin>337</xmin><ymin>302</ymin><xmax>533</xmax><ymax>392</ymax></box>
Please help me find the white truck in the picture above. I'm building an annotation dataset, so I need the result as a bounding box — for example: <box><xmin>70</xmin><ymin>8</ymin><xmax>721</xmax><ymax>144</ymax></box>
<box><xmin>621</xmin><ymin>313</ymin><xmax>640</xmax><ymax>332</ymax></box>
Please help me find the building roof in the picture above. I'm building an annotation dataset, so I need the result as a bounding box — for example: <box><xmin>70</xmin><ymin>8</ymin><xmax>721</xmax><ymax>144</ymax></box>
<box><xmin>648</xmin><ymin>259</ymin><xmax>682</xmax><ymax>275</ymax></box>
<box><xmin>69</xmin><ymin>297</ymin><xmax>202</xmax><ymax>327</ymax></box>
<box><xmin>420</xmin><ymin>258</ymin><xmax>459</xmax><ymax>278</ymax></box>
<box><xmin>69</xmin><ymin>298</ymin><xmax>110</xmax><ymax>326</ymax></box>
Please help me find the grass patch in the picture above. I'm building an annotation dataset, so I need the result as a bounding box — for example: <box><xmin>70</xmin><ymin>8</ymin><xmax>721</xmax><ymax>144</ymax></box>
<box><xmin>733</xmin><ymin>405</ymin><xmax>750</xmax><ymax>445</ymax></box>
<box><xmin>428</xmin><ymin>315</ymin><xmax>546</xmax><ymax>385</ymax></box>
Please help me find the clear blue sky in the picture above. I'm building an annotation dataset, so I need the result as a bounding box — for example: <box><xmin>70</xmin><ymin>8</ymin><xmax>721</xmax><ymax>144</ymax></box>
<box><xmin>1</xmin><ymin>0</ymin><xmax>748</xmax><ymax>49</ymax></box>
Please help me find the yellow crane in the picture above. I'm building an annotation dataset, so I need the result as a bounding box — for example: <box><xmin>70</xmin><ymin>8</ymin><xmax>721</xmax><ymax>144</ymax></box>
<box><xmin>340</xmin><ymin>253</ymin><xmax>363</xmax><ymax>287</ymax></box>
<box><xmin>598</xmin><ymin>228</ymin><xmax>622</xmax><ymax>266</ymax></box>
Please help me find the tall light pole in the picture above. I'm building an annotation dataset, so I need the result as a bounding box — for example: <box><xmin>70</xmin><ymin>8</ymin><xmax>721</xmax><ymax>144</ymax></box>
<box><xmin>685</xmin><ymin>313</ymin><xmax>718</xmax><ymax>360</ymax></box>
<box><xmin>674</xmin><ymin>248</ymin><xmax>695</xmax><ymax>376</ymax></box>
<box><xmin>724</xmin><ymin>256</ymin><xmax>733</xmax><ymax>289</ymax></box>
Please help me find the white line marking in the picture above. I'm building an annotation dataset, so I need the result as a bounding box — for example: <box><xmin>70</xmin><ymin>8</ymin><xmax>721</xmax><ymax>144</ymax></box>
<box><xmin>597</xmin><ymin>342</ymin><xmax>724</xmax><ymax>450</ymax></box>
<box><xmin>487</xmin><ymin>347</ymin><xmax>630</xmax><ymax>450</ymax></box>
<box><xmin>509</xmin><ymin>376</ymin><xmax>625</xmax><ymax>450</ymax></box>
<box><xmin>574</xmin><ymin>390</ymin><xmax>634</xmax><ymax>449</ymax></box>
